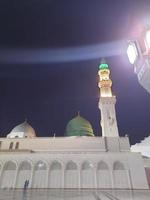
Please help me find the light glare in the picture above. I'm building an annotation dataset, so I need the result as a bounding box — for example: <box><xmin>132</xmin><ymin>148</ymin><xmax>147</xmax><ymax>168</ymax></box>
<box><xmin>127</xmin><ymin>43</ymin><xmax>138</xmax><ymax>64</ymax></box>
<box><xmin>0</xmin><ymin>40</ymin><xmax>124</xmax><ymax>64</ymax></box>
<box><xmin>146</xmin><ymin>30</ymin><xmax>150</xmax><ymax>50</ymax></box>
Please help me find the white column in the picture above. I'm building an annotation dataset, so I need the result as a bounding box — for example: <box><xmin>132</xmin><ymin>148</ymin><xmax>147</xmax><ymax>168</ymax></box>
<box><xmin>78</xmin><ymin>166</ymin><xmax>81</xmax><ymax>188</ymax></box>
<box><xmin>127</xmin><ymin>169</ymin><xmax>132</xmax><ymax>189</ymax></box>
<box><xmin>94</xmin><ymin>165</ymin><xmax>97</xmax><ymax>188</ymax></box>
<box><xmin>0</xmin><ymin>163</ymin><xmax>4</xmax><ymax>188</ymax></box>
<box><xmin>30</xmin><ymin>165</ymin><xmax>34</xmax><ymax>188</ymax></box>
<box><xmin>110</xmin><ymin>170</ymin><xmax>114</xmax><ymax>188</ymax></box>
<box><xmin>62</xmin><ymin>165</ymin><xmax>65</xmax><ymax>188</ymax></box>
<box><xmin>46</xmin><ymin>166</ymin><xmax>50</xmax><ymax>188</ymax></box>
<box><xmin>0</xmin><ymin>168</ymin><xmax>2</xmax><ymax>182</ymax></box>
<box><xmin>48</xmin><ymin>163</ymin><xmax>52</xmax><ymax>188</ymax></box>
<box><xmin>13</xmin><ymin>166</ymin><xmax>19</xmax><ymax>188</ymax></box>
<box><xmin>78</xmin><ymin>164</ymin><xmax>82</xmax><ymax>189</ymax></box>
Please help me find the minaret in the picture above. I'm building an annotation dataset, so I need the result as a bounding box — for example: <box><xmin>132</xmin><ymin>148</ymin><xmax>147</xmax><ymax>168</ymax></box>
<box><xmin>98</xmin><ymin>59</ymin><xmax>119</xmax><ymax>137</ymax></box>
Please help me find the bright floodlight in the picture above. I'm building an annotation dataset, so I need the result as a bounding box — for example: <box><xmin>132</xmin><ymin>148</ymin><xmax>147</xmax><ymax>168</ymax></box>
<box><xmin>127</xmin><ymin>42</ymin><xmax>138</xmax><ymax>64</ymax></box>
<box><xmin>145</xmin><ymin>30</ymin><xmax>150</xmax><ymax>50</ymax></box>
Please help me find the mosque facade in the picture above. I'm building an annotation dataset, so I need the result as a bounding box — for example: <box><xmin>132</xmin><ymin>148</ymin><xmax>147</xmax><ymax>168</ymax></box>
<box><xmin>0</xmin><ymin>61</ymin><xmax>150</xmax><ymax>190</ymax></box>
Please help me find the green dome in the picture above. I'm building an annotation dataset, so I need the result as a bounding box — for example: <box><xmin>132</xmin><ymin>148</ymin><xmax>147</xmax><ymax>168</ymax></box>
<box><xmin>99</xmin><ymin>63</ymin><xmax>109</xmax><ymax>70</ymax></box>
<box><xmin>65</xmin><ymin>114</ymin><xmax>94</xmax><ymax>137</ymax></box>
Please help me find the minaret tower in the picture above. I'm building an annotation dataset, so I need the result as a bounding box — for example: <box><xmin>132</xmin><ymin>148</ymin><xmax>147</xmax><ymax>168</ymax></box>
<box><xmin>98</xmin><ymin>59</ymin><xmax>119</xmax><ymax>137</ymax></box>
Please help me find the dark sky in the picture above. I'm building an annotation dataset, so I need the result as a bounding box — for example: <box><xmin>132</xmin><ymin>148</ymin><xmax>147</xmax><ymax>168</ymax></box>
<box><xmin>0</xmin><ymin>0</ymin><xmax>150</xmax><ymax>144</ymax></box>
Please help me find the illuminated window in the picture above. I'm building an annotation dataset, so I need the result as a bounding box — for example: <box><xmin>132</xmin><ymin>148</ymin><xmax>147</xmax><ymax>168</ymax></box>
<box><xmin>145</xmin><ymin>30</ymin><xmax>150</xmax><ymax>50</ymax></box>
<box><xmin>127</xmin><ymin>42</ymin><xmax>138</xmax><ymax>64</ymax></box>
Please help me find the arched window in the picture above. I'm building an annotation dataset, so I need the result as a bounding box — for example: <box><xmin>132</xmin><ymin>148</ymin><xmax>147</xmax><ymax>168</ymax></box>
<box><xmin>66</xmin><ymin>161</ymin><xmax>77</xmax><ymax>170</ymax></box>
<box><xmin>0</xmin><ymin>161</ymin><xmax>16</xmax><ymax>189</ymax></box>
<box><xmin>113</xmin><ymin>161</ymin><xmax>129</xmax><ymax>189</ymax></box>
<box><xmin>9</xmin><ymin>142</ymin><xmax>13</xmax><ymax>150</ymax></box>
<box><xmin>35</xmin><ymin>161</ymin><xmax>47</xmax><ymax>170</ymax></box>
<box><xmin>82</xmin><ymin>161</ymin><xmax>93</xmax><ymax>170</ymax></box>
<box><xmin>3</xmin><ymin>161</ymin><xmax>16</xmax><ymax>170</ymax></box>
<box><xmin>32</xmin><ymin>161</ymin><xmax>47</xmax><ymax>188</ymax></box>
<box><xmin>16</xmin><ymin>161</ymin><xmax>31</xmax><ymax>188</ymax></box>
<box><xmin>15</xmin><ymin>142</ymin><xmax>19</xmax><ymax>149</ymax></box>
<box><xmin>97</xmin><ymin>161</ymin><xmax>108</xmax><ymax>170</ymax></box>
<box><xmin>145</xmin><ymin>167</ymin><xmax>150</xmax><ymax>188</ymax></box>
<box><xmin>19</xmin><ymin>161</ymin><xmax>31</xmax><ymax>170</ymax></box>
<box><xmin>97</xmin><ymin>161</ymin><xmax>111</xmax><ymax>188</ymax></box>
<box><xmin>81</xmin><ymin>161</ymin><xmax>94</xmax><ymax>188</ymax></box>
<box><xmin>49</xmin><ymin>161</ymin><xmax>62</xmax><ymax>188</ymax></box>
<box><xmin>113</xmin><ymin>161</ymin><xmax>125</xmax><ymax>170</ymax></box>
<box><xmin>65</xmin><ymin>161</ymin><xmax>78</xmax><ymax>188</ymax></box>
<box><xmin>50</xmin><ymin>161</ymin><xmax>61</xmax><ymax>170</ymax></box>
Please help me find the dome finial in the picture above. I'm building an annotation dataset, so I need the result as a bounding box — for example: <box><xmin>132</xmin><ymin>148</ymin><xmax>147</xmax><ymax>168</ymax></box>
<box><xmin>101</xmin><ymin>58</ymin><xmax>106</xmax><ymax>64</ymax></box>
<box><xmin>99</xmin><ymin>58</ymin><xmax>109</xmax><ymax>70</ymax></box>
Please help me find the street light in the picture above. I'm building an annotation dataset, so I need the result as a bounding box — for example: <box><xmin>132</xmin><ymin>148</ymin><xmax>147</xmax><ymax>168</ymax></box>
<box><xmin>126</xmin><ymin>28</ymin><xmax>150</xmax><ymax>94</ymax></box>
<box><xmin>127</xmin><ymin>42</ymin><xmax>139</xmax><ymax>64</ymax></box>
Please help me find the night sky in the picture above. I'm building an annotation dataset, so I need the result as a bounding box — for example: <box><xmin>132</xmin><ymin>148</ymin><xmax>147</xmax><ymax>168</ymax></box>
<box><xmin>0</xmin><ymin>0</ymin><xmax>150</xmax><ymax>144</ymax></box>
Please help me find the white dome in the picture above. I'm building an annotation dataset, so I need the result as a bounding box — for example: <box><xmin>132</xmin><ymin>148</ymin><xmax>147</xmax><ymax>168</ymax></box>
<box><xmin>131</xmin><ymin>135</ymin><xmax>150</xmax><ymax>158</ymax></box>
<box><xmin>7</xmin><ymin>121</ymin><xmax>36</xmax><ymax>138</ymax></box>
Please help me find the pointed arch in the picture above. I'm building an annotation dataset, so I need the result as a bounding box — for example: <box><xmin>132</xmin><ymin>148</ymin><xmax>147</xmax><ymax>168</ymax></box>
<box><xmin>32</xmin><ymin>161</ymin><xmax>47</xmax><ymax>188</ymax></box>
<box><xmin>113</xmin><ymin>161</ymin><xmax>129</xmax><ymax>188</ymax></box>
<box><xmin>49</xmin><ymin>161</ymin><xmax>62</xmax><ymax>188</ymax></box>
<box><xmin>97</xmin><ymin>161</ymin><xmax>111</xmax><ymax>188</ymax></box>
<box><xmin>16</xmin><ymin>161</ymin><xmax>32</xmax><ymax>188</ymax></box>
<box><xmin>0</xmin><ymin>161</ymin><xmax>17</xmax><ymax>189</ymax></box>
<box><xmin>81</xmin><ymin>161</ymin><xmax>95</xmax><ymax>188</ymax></box>
<box><xmin>65</xmin><ymin>161</ymin><xmax>78</xmax><ymax>188</ymax></box>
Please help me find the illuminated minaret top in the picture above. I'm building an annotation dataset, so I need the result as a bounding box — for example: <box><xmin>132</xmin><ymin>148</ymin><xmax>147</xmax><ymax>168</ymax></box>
<box><xmin>98</xmin><ymin>59</ymin><xmax>112</xmax><ymax>97</ymax></box>
<box><xmin>98</xmin><ymin>59</ymin><xmax>119</xmax><ymax>137</ymax></box>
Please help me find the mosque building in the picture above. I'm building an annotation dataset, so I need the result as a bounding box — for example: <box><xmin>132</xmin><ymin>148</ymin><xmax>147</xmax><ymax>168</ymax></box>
<box><xmin>0</xmin><ymin>60</ymin><xmax>150</xmax><ymax>191</ymax></box>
